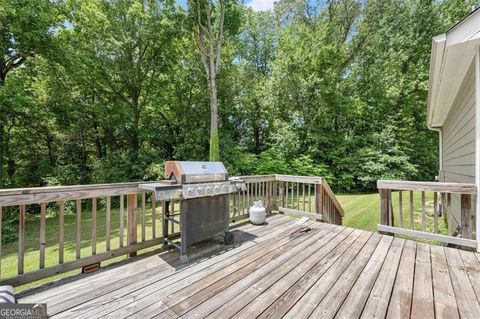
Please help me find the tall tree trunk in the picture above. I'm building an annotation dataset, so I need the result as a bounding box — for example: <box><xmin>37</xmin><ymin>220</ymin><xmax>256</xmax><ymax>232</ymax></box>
<box><xmin>209</xmin><ymin>77</ymin><xmax>219</xmax><ymax>161</ymax></box>
<box><xmin>192</xmin><ymin>0</ymin><xmax>225</xmax><ymax>161</ymax></box>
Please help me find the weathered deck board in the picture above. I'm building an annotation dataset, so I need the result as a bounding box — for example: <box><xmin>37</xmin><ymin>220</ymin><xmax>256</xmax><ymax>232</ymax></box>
<box><xmin>430</xmin><ymin>245</ymin><xmax>459</xmax><ymax>319</ymax></box>
<box><xmin>206</xmin><ymin>227</ymin><xmax>352</xmax><ymax>319</ymax></box>
<box><xmin>386</xmin><ymin>240</ymin><xmax>416</xmax><ymax>319</ymax></box>
<box><xmin>21</xmin><ymin>213</ymin><xmax>290</xmax><ymax>307</ymax></box>
<box><xmin>16</xmin><ymin>214</ymin><xmax>480</xmax><ymax>319</ymax></box>
<box><xmin>411</xmin><ymin>243</ymin><xmax>435</xmax><ymax>319</ymax></box>
<box><xmin>336</xmin><ymin>237</ymin><xmax>402</xmax><ymax>319</ymax></box>
<box><xmin>56</xmin><ymin>217</ymin><xmax>311</xmax><ymax>318</ymax></box>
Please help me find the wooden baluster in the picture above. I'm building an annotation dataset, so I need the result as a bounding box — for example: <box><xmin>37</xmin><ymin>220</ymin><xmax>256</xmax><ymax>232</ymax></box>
<box><xmin>398</xmin><ymin>191</ymin><xmax>403</xmax><ymax>228</ymax></box>
<box><xmin>440</xmin><ymin>193</ymin><xmax>445</xmax><ymax>218</ymax></box>
<box><xmin>59</xmin><ymin>201</ymin><xmax>64</xmax><ymax>264</ymax></box>
<box><xmin>331</xmin><ymin>200</ymin><xmax>334</xmax><ymax>223</ymax></box>
<box><xmin>409</xmin><ymin>190</ymin><xmax>414</xmax><ymax>229</ymax></box>
<box><xmin>0</xmin><ymin>206</ymin><xmax>2</xmax><ymax>276</ymax></box>
<box><xmin>106</xmin><ymin>196</ymin><xmax>111</xmax><ymax>251</ymax></box>
<box><xmin>447</xmin><ymin>193</ymin><xmax>452</xmax><ymax>235</ymax></box>
<box><xmin>323</xmin><ymin>190</ymin><xmax>327</xmax><ymax>219</ymax></box>
<box><xmin>315</xmin><ymin>182</ymin><xmax>323</xmax><ymax>222</ymax></box>
<box><xmin>285</xmin><ymin>182</ymin><xmax>291</xmax><ymax>208</ymax></box>
<box><xmin>278</xmin><ymin>181</ymin><xmax>285</xmax><ymax>211</ymax></box>
<box><xmin>266</xmin><ymin>181</ymin><xmax>272</xmax><ymax>214</ymax></box>
<box><xmin>296</xmin><ymin>182</ymin><xmax>299</xmax><ymax>209</ymax></box>
<box><xmin>308</xmin><ymin>184</ymin><xmax>312</xmax><ymax>212</ymax></box>
<box><xmin>39</xmin><ymin>203</ymin><xmax>46</xmax><ymax>269</ymax></box>
<box><xmin>127</xmin><ymin>194</ymin><xmax>137</xmax><ymax>257</ymax></box>
<box><xmin>261</xmin><ymin>182</ymin><xmax>264</xmax><ymax>202</ymax></box>
<box><xmin>433</xmin><ymin>192</ymin><xmax>438</xmax><ymax>233</ymax></box>
<box><xmin>119</xmin><ymin>195</ymin><xmax>124</xmax><ymax>247</ymax></box>
<box><xmin>233</xmin><ymin>190</ymin><xmax>237</xmax><ymax>220</ymax></box>
<box><xmin>18</xmin><ymin>205</ymin><xmax>25</xmax><ymax>275</ymax></box>
<box><xmin>290</xmin><ymin>182</ymin><xmax>294</xmax><ymax>208</ymax></box>
<box><xmin>76</xmin><ymin>200</ymin><xmax>81</xmax><ymax>259</ymax></box>
<box><xmin>92</xmin><ymin>197</ymin><xmax>97</xmax><ymax>255</ymax></box>
<box><xmin>379</xmin><ymin>189</ymin><xmax>392</xmax><ymax>235</ymax></box>
<box><xmin>141</xmin><ymin>193</ymin><xmax>146</xmax><ymax>242</ymax></box>
<box><xmin>461</xmin><ymin>194</ymin><xmax>472</xmax><ymax>239</ymax></box>
<box><xmin>302</xmin><ymin>183</ymin><xmax>306</xmax><ymax>211</ymax></box>
<box><xmin>388</xmin><ymin>192</ymin><xmax>394</xmax><ymax>227</ymax></box>
<box><xmin>247</xmin><ymin>182</ymin><xmax>250</xmax><ymax>208</ymax></box>
<box><xmin>421</xmin><ymin>191</ymin><xmax>426</xmax><ymax>231</ymax></box>
<box><xmin>273</xmin><ymin>180</ymin><xmax>277</xmax><ymax>210</ymax></box>
<box><xmin>260</xmin><ymin>182</ymin><xmax>267</xmax><ymax>201</ymax></box>
<box><xmin>152</xmin><ymin>194</ymin><xmax>156</xmax><ymax>239</ymax></box>
<box><xmin>243</xmin><ymin>184</ymin><xmax>246</xmax><ymax>214</ymax></box>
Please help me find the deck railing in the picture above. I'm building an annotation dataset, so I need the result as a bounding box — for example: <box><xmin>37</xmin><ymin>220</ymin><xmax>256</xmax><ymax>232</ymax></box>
<box><xmin>0</xmin><ymin>174</ymin><xmax>343</xmax><ymax>287</ymax></box>
<box><xmin>377</xmin><ymin>180</ymin><xmax>477</xmax><ymax>249</ymax></box>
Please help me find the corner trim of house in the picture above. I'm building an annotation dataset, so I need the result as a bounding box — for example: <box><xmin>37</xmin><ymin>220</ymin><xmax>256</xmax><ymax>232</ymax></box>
<box><xmin>475</xmin><ymin>45</ymin><xmax>480</xmax><ymax>252</ymax></box>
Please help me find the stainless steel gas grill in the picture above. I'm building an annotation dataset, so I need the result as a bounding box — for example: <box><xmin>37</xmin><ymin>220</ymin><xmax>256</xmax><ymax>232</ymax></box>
<box><xmin>139</xmin><ymin>161</ymin><xmax>246</xmax><ymax>255</ymax></box>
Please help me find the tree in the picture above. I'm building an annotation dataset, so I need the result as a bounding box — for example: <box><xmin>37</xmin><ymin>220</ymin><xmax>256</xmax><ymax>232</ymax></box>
<box><xmin>0</xmin><ymin>0</ymin><xmax>61</xmax><ymax>185</ymax></box>
<box><xmin>63</xmin><ymin>0</ymin><xmax>181</xmax><ymax>179</ymax></box>
<box><xmin>190</xmin><ymin>0</ymin><xmax>226</xmax><ymax>161</ymax></box>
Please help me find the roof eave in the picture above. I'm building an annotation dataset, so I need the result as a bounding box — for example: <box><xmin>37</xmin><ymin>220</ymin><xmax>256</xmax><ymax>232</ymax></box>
<box><xmin>427</xmin><ymin>34</ymin><xmax>446</xmax><ymax>129</ymax></box>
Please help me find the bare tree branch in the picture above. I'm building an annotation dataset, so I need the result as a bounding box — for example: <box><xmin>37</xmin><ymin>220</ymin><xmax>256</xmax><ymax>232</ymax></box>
<box><xmin>215</xmin><ymin>0</ymin><xmax>225</xmax><ymax>74</ymax></box>
<box><xmin>196</xmin><ymin>0</ymin><xmax>210</xmax><ymax>77</ymax></box>
<box><xmin>205</xmin><ymin>0</ymin><xmax>216</xmax><ymax>84</ymax></box>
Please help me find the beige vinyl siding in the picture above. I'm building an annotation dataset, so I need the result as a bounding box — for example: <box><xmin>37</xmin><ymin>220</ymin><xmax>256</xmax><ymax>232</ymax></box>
<box><xmin>441</xmin><ymin>62</ymin><xmax>476</xmax><ymax>235</ymax></box>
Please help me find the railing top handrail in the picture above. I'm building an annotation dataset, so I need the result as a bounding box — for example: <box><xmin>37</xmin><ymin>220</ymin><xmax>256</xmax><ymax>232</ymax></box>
<box><xmin>0</xmin><ymin>181</ymin><xmax>167</xmax><ymax>206</ymax></box>
<box><xmin>377</xmin><ymin>180</ymin><xmax>477</xmax><ymax>194</ymax></box>
<box><xmin>321</xmin><ymin>179</ymin><xmax>345</xmax><ymax>217</ymax></box>
<box><xmin>237</xmin><ymin>175</ymin><xmax>276</xmax><ymax>182</ymax></box>
<box><xmin>274</xmin><ymin>175</ymin><xmax>323</xmax><ymax>183</ymax></box>
<box><xmin>0</xmin><ymin>181</ymin><xmax>167</xmax><ymax>196</ymax></box>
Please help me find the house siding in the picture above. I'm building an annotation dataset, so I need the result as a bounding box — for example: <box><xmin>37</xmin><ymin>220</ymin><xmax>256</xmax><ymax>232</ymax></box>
<box><xmin>441</xmin><ymin>62</ymin><xmax>476</xmax><ymax>234</ymax></box>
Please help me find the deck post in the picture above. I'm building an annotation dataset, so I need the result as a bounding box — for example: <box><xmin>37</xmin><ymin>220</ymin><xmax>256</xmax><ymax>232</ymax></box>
<box><xmin>266</xmin><ymin>180</ymin><xmax>273</xmax><ymax>214</ymax></box>
<box><xmin>461</xmin><ymin>194</ymin><xmax>472</xmax><ymax>239</ymax></box>
<box><xmin>315</xmin><ymin>182</ymin><xmax>323</xmax><ymax>222</ymax></box>
<box><xmin>278</xmin><ymin>181</ymin><xmax>285</xmax><ymax>212</ymax></box>
<box><xmin>127</xmin><ymin>194</ymin><xmax>137</xmax><ymax>257</ymax></box>
<box><xmin>379</xmin><ymin>189</ymin><xmax>393</xmax><ymax>236</ymax></box>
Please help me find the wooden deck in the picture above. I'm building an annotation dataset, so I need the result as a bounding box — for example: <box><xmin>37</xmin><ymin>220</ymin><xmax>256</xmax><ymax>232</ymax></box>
<box><xmin>18</xmin><ymin>214</ymin><xmax>480</xmax><ymax>319</ymax></box>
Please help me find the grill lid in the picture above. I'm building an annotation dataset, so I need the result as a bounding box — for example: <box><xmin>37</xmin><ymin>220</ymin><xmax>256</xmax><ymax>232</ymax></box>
<box><xmin>165</xmin><ymin>161</ymin><xmax>228</xmax><ymax>184</ymax></box>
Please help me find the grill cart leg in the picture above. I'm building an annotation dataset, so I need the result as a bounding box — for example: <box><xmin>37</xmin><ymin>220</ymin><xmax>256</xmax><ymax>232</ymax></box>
<box><xmin>162</xmin><ymin>201</ymin><xmax>170</xmax><ymax>250</ymax></box>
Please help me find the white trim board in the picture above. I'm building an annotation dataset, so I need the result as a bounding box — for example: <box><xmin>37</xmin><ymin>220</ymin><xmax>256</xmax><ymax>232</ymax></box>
<box><xmin>475</xmin><ymin>45</ymin><xmax>480</xmax><ymax>252</ymax></box>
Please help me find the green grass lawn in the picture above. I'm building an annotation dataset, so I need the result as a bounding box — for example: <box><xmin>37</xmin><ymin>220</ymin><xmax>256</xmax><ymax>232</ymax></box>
<box><xmin>337</xmin><ymin>192</ymin><xmax>447</xmax><ymax>237</ymax></box>
<box><xmin>336</xmin><ymin>193</ymin><xmax>381</xmax><ymax>232</ymax></box>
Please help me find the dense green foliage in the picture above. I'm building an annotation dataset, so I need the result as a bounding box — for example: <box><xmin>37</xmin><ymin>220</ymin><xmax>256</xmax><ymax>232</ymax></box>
<box><xmin>0</xmin><ymin>0</ymin><xmax>477</xmax><ymax>191</ymax></box>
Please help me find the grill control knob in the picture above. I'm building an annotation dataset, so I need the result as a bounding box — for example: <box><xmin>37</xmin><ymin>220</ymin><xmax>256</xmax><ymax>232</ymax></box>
<box><xmin>214</xmin><ymin>185</ymin><xmax>221</xmax><ymax>193</ymax></box>
<box><xmin>188</xmin><ymin>188</ymin><xmax>196</xmax><ymax>196</ymax></box>
<box><xmin>206</xmin><ymin>186</ymin><xmax>213</xmax><ymax>194</ymax></box>
<box><xmin>197</xmin><ymin>187</ymin><xmax>205</xmax><ymax>194</ymax></box>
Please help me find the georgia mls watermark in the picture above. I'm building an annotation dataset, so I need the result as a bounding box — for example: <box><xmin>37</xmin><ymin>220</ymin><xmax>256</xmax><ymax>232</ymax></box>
<box><xmin>0</xmin><ymin>304</ymin><xmax>47</xmax><ymax>319</ymax></box>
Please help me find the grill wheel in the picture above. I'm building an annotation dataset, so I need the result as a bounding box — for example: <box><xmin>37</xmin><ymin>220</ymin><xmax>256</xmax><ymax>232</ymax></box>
<box><xmin>224</xmin><ymin>232</ymin><xmax>234</xmax><ymax>245</ymax></box>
